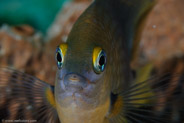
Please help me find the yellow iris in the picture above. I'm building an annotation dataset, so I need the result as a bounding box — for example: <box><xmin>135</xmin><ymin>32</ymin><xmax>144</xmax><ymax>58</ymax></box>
<box><xmin>56</xmin><ymin>43</ymin><xmax>68</xmax><ymax>69</ymax></box>
<box><xmin>59</xmin><ymin>43</ymin><xmax>68</xmax><ymax>57</ymax></box>
<box><xmin>93</xmin><ymin>47</ymin><xmax>106</xmax><ymax>73</ymax></box>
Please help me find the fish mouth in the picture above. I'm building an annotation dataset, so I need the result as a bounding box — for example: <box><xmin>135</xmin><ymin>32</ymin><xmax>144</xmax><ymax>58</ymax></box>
<box><xmin>56</xmin><ymin>72</ymin><xmax>104</xmax><ymax>108</ymax></box>
<box><xmin>56</xmin><ymin>72</ymin><xmax>99</xmax><ymax>107</ymax></box>
<box><xmin>61</xmin><ymin>73</ymin><xmax>95</xmax><ymax>97</ymax></box>
<box><xmin>64</xmin><ymin>73</ymin><xmax>87</xmax><ymax>89</ymax></box>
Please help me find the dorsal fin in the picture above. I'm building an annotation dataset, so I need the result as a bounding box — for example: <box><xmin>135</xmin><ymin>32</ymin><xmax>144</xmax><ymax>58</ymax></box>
<box><xmin>128</xmin><ymin>0</ymin><xmax>156</xmax><ymax>61</ymax></box>
<box><xmin>119</xmin><ymin>0</ymin><xmax>155</xmax><ymax>58</ymax></box>
<box><xmin>95</xmin><ymin>0</ymin><xmax>155</xmax><ymax>59</ymax></box>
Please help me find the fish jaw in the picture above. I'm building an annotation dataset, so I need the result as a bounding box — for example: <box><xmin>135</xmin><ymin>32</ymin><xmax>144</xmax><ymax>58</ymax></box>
<box><xmin>55</xmin><ymin>71</ymin><xmax>111</xmax><ymax>123</ymax></box>
<box><xmin>56</xmin><ymin>97</ymin><xmax>110</xmax><ymax>123</ymax></box>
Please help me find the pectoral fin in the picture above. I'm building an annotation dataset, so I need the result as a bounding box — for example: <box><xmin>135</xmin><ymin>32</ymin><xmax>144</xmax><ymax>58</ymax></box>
<box><xmin>0</xmin><ymin>67</ymin><xmax>59</xmax><ymax>123</ymax></box>
<box><xmin>108</xmin><ymin>73</ymin><xmax>183</xmax><ymax>123</ymax></box>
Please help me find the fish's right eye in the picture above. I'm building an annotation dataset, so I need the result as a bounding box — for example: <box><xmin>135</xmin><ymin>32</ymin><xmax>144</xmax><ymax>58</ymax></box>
<box><xmin>55</xmin><ymin>47</ymin><xmax>63</xmax><ymax>69</ymax></box>
<box><xmin>55</xmin><ymin>44</ymin><xmax>68</xmax><ymax>69</ymax></box>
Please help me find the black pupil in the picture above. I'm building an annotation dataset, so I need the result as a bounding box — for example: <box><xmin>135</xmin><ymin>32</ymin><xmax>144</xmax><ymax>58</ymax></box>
<box><xmin>99</xmin><ymin>55</ymin><xmax>105</xmax><ymax>66</ymax></box>
<box><xmin>57</xmin><ymin>52</ymin><xmax>62</xmax><ymax>62</ymax></box>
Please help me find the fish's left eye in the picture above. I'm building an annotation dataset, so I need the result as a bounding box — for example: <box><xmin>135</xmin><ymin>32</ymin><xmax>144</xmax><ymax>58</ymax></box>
<box><xmin>93</xmin><ymin>47</ymin><xmax>106</xmax><ymax>73</ymax></box>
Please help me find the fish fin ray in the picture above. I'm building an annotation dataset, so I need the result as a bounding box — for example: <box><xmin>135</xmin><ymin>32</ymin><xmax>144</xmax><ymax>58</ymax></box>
<box><xmin>108</xmin><ymin>73</ymin><xmax>184</xmax><ymax>123</ymax></box>
<box><xmin>0</xmin><ymin>67</ymin><xmax>60</xmax><ymax>123</ymax></box>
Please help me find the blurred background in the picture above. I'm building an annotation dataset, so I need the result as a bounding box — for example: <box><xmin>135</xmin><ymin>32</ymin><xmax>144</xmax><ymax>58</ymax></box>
<box><xmin>0</xmin><ymin>0</ymin><xmax>92</xmax><ymax>85</ymax></box>
<box><xmin>0</xmin><ymin>0</ymin><xmax>183</xmax><ymax>86</ymax></box>
<box><xmin>0</xmin><ymin>0</ymin><xmax>66</xmax><ymax>33</ymax></box>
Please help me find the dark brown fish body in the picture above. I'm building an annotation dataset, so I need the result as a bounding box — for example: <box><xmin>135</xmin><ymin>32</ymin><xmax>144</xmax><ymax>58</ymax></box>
<box><xmin>55</xmin><ymin>0</ymin><xmax>155</xmax><ymax>122</ymax></box>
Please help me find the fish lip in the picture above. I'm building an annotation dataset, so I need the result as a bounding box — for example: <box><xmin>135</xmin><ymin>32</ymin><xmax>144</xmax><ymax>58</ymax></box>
<box><xmin>65</xmin><ymin>84</ymin><xmax>83</xmax><ymax>92</ymax></box>
<box><xmin>57</xmin><ymin>72</ymin><xmax>97</xmax><ymax>102</ymax></box>
<box><xmin>59</xmin><ymin>74</ymin><xmax>96</xmax><ymax>98</ymax></box>
<box><xmin>63</xmin><ymin>73</ymin><xmax>95</xmax><ymax>90</ymax></box>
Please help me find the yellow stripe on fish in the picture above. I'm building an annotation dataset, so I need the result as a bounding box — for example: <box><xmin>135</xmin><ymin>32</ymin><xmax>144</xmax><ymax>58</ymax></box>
<box><xmin>46</xmin><ymin>87</ymin><xmax>56</xmax><ymax>108</ymax></box>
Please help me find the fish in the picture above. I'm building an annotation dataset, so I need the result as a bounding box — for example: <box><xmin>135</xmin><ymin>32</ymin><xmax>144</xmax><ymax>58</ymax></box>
<box><xmin>0</xmin><ymin>0</ymin><xmax>183</xmax><ymax>123</ymax></box>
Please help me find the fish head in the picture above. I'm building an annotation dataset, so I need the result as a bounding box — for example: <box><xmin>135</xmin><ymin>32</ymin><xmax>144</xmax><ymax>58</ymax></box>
<box><xmin>54</xmin><ymin>22</ymin><xmax>113</xmax><ymax>122</ymax></box>
<box><xmin>54</xmin><ymin>19</ymin><xmax>113</xmax><ymax>112</ymax></box>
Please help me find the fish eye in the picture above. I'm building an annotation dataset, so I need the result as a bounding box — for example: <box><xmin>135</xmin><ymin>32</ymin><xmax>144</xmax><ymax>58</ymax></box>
<box><xmin>55</xmin><ymin>44</ymin><xmax>68</xmax><ymax>69</ymax></box>
<box><xmin>55</xmin><ymin>47</ymin><xmax>63</xmax><ymax>69</ymax></box>
<box><xmin>93</xmin><ymin>47</ymin><xmax>106</xmax><ymax>73</ymax></box>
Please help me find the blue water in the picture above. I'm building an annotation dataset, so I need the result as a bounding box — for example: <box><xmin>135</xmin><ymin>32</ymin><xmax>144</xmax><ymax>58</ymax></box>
<box><xmin>0</xmin><ymin>0</ymin><xmax>68</xmax><ymax>33</ymax></box>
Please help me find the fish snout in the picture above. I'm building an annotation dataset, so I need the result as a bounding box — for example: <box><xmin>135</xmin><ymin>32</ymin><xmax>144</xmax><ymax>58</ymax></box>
<box><xmin>63</xmin><ymin>73</ymin><xmax>87</xmax><ymax>90</ymax></box>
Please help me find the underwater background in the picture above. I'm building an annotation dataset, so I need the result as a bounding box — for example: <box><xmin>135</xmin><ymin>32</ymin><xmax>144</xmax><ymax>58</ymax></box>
<box><xmin>0</xmin><ymin>0</ymin><xmax>67</xmax><ymax>33</ymax></box>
